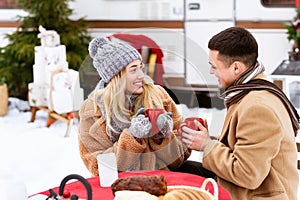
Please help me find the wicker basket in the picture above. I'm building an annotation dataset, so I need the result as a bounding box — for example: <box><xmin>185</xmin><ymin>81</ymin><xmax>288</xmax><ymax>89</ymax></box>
<box><xmin>166</xmin><ymin>178</ymin><xmax>219</xmax><ymax>200</ymax></box>
<box><xmin>0</xmin><ymin>83</ymin><xmax>8</xmax><ymax>116</ymax></box>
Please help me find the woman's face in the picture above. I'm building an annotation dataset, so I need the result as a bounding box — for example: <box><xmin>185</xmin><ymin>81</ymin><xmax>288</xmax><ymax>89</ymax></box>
<box><xmin>125</xmin><ymin>59</ymin><xmax>145</xmax><ymax>94</ymax></box>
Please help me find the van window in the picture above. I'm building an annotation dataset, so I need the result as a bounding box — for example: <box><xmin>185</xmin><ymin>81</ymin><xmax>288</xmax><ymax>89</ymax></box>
<box><xmin>261</xmin><ymin>0</ymin><xmax>295</xmax><ymax>8</ymax></box>
<box><xmin>0</xmin><ymin>0</ymin><xmax>17</xmax><ymax>9</ymax></box>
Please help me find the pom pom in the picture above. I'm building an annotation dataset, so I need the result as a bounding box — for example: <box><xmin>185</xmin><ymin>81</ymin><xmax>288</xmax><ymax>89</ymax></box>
<box><xmin>88</xmin><ymin>37</ymin><xmax>109</xmax><ymax>58</ymax></box>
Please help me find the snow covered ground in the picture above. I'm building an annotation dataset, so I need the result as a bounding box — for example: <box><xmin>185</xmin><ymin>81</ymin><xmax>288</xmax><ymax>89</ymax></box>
<box><xmin>0</xmin><ymin>98</ymin><xmax>91</xmax><ymax>199</ymax></box>
<box><xmin>0</xmin><ymin>98</ymin><xmax>299</xmax><ymax>199</ymax></box>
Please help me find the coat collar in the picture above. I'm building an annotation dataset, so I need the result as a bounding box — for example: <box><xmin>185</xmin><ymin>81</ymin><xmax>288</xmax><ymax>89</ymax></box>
<box><xmin>217</xmin><ymin>73</ymin><xmax>267</xmax><ymax>141</ymax></box>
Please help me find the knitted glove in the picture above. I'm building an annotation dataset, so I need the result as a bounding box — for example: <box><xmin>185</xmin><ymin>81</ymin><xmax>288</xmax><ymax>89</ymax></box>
<box><xmin>128</xmin><ymin>108</ymin><xmax>152</xmax><ymax>139</ymax></box>
<box><xmin>155</xmin><ymin>112</ymin><xmax>173</xmax><ymax>138</ymax></box>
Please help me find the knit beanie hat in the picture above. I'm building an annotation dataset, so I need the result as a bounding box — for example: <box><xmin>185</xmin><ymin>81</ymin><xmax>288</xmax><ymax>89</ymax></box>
<box><xmin>88</xmin><ymin>37</ymin><xmax>142</xmax><ymax>89</ymax></box>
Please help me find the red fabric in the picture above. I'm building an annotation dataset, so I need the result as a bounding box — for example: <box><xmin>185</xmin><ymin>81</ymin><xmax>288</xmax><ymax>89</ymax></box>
<box><xmin>33</xmin><ymin>170</ymin><xmax>231</xmax><ymax>199</ymax></box>
<box><xmin>296</xmin><ymin>0</ymin><xmax>300</xmax><ymax>7</ymax></box>
<box><xmin>108</xmin><ymin>33</ymin><xmax>165</xmax><ymax>85</ymax></box>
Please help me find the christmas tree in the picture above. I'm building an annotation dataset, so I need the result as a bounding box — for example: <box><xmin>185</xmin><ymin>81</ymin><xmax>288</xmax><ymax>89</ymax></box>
<box><xmin>284</xmin><ymin>5</ymin><xmax>300</xmax><ymax>52</ymax></box>
<box><xmin>0</xmin><ymin>0</ymin><xmax>91</xmax><ymax>99</ymax></box>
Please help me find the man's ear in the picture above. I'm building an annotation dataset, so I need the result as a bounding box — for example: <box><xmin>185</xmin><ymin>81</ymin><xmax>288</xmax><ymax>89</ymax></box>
<box><xmin>232</xmin><ymin>61</ymin><xmax>246</xmax><ymax>75</ymax></box>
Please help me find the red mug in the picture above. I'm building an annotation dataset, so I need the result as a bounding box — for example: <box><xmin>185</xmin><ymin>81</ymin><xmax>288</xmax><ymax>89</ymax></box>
<box><xmin>145</xmin><ymin>108</ymin><xmax>164</xmax><ymax>134</ymax></box>
<box><xmin>177</xmin><ymin>117</ymin><xmax>204</xmax><ymax>137</ymax></box>
<box><xmin>184</xmin><ymin>117</ymin><xmax>204</xmax><ymax>130</ymax></box>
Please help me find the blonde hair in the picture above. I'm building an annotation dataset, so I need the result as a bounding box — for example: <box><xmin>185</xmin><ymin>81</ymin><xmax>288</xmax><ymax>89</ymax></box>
<box><xmin>102</xmin><ymin>71</ymin><xmax>164</xmax><ymax>132</ymax></box>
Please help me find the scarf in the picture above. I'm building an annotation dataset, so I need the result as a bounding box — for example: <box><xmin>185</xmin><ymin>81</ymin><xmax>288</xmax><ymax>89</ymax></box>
<box><xmin>220</xmin><ymin>62</ymin><xmax>300</xmax><ymax>136</ymax></box>
<box><xmin>98</xmin><ymin>94</ymin><xmax>139</xmax><ymax>143</ymax></box>
<box><xmin>220</xmin><ymin>62</ymin><xmax>265</xmax><ymax>103</ymax></box>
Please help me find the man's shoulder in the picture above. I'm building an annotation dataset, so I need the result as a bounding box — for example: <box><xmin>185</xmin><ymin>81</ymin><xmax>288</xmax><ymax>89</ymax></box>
<box><xmin>240</xmin><ymin>90</ymin><xmax>286</xmax><ymax>114</ymax></box>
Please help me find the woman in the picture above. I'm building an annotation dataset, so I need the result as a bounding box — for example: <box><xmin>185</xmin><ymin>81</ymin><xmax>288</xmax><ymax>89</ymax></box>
<box><xmin>78</xmin><ymin>37</ymin><xmax>190</xmax><ymax>176</ymax></box>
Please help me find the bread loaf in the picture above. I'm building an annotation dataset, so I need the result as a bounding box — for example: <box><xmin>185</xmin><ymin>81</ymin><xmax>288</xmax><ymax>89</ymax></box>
<box><xmin>111</xmin><ymin>175</ymin><xmax>168</xmax><ymax>196</ymax></box>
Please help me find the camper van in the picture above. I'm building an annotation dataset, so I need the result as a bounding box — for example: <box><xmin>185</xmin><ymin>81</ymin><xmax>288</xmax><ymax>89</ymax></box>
<box><xmin>72</xmin><ymin>0</ymin><xmax>296</xmax><ymax>79</ymax></box>
<box><xmin>0</xmin><ymin>0</ymin><xmax>298</xmax><ymax>108</ymax></box>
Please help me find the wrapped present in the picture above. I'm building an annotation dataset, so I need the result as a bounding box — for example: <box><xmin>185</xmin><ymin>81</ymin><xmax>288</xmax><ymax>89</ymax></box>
<box><xmin>34</xmin><ymin>45</ymin><xmax>67</xmax><ymax>66</ymax></box>
<box><xmin>33</xmin><ymin>61</ymin><xmax>68</xmax><ymax>86</ymax></box>
<box><xmin>48</xmin><ymin>69</ymin><xmax>83</xmax><ymax>114</ymax></box>
<box><xmin>33</xmin><ymin>64</ymin><xmax>46</xmax><ymax>85</ymax></box>
<box><xmin>28</xmin><ymin>83</ymin><xmax>49</xmax><ymax>107</ymax></box>
<box><xmin>48</xmin><ymin>71</ymin><xmax>72</xmax><ymax>113</ymax></box>
<box><xmin>33</xmin><ymin>45</ymin><xmax>68</xmax><ymax>85</ymax></box>
<box><xmin>37</xmin><ymin>25</ymin><xmax>60</xmax><ymax>47</ymax></box>
<box><xmin>45</xmin><ymin>61</ymin><xmax>68</xmax><ymax>85</ymax></box>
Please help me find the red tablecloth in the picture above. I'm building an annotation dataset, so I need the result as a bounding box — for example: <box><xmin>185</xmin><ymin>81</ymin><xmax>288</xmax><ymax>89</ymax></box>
<box><xmin>33</xmin><ymin>170</ymin><xmax>231</xmax><ymax>199</ymax></box>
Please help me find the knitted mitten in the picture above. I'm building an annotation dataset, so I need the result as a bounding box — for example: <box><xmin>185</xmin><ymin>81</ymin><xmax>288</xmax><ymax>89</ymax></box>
<box><xmin>156</xmin><ymin>112</ymin><xmax>173</xmax><ymax>138</ymax></box>
<box><xmin>129</xmin><ymin>108</ymin><xmax>152</xmax><ymax>139</ymax></box>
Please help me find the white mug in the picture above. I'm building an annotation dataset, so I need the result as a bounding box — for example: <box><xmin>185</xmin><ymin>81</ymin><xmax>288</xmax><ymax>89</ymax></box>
<box><xmin>97</xmin><ymin>153</ymin><xmax>118</xmax><ymax>187</ymax></box>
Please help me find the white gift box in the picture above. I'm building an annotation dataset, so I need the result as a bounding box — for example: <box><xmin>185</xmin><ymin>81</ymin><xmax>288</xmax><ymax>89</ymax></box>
<box><xmin>28</xmin><ymin>83</ymin><xmax>49</xmax><ymax>107</ymax></box>
<box><xmin>39</xmin><ymin>32</ymin><xmax>60</xmax><ymax>47</ymax></box>
<box><xmin>34</xmin><ymin>47</ymin><xmax>47</xmax><ymax>67</ymax></box>
<box><xmin>48</xmin><ymin>71</ymin><xmax>72</xmax><ymax>113</ymax></box>
<box><xmin>32</xmin><ymin>64</ymin><xmax>46</xmax><ymax>85</ymax></box>
<box><xmin>34</xmin><ymin>45</ymin><xmax>67</xmax><ymax>66</ymax></box>
<box><xmin>37</xmin><ymin>25</ymin><xmax>60</xmax><ymax>47</ymax></box>
<box><xmin>45</xmin><ymin>61</ymin><xmax>69</xmax><ymax>85</ymax></box>
<box><xmin>33</xmin><ymin>45</ymin><xmax>68</xmax><ymax>85</ymax></box>
<box><xmin>48</xmin><ymin>69</ymin><xmax>83</xmax><ymax>114</ymax></box>
<box><xmin>33</xmin><ymin>61</ymin><xmax>68</xmax><ymax>85</ymax></box>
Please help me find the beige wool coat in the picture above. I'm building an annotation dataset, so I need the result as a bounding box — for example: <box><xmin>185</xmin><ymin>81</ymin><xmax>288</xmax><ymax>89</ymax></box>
<box><xmin>78</xmin><ymin>85</ymin><xmax>191</xmax><ymax>176</ymax></box>
<box><xmin>203</xmin><ymin>75</ymin><xmax>299</xmax><ymax>200</ymax></box>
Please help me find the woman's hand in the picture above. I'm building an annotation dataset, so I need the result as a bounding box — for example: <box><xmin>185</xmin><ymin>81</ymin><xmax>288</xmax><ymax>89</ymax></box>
<box><xmin>128</xmin><ymin>108</ymin><xmax>152</xmax><ymax>139</ymax></box>
<box><xmin>156</xmin><ymin>112</ymin><xmax>173</xmax><ymax>138</ymax></box>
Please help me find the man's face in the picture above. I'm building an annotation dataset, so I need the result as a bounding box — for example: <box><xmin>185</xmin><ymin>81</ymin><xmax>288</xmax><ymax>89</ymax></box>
<box><xmin>208</xmin><ymin>50</ymin><xmax>237</xmax><ymax>89</ymax></box>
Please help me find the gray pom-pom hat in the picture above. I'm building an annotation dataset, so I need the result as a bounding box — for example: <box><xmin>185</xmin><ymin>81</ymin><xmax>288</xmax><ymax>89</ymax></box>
<box><xmin>88</xmin><ymin>37</ymin><xmax>142</xmax><ymax>89</ymax></box>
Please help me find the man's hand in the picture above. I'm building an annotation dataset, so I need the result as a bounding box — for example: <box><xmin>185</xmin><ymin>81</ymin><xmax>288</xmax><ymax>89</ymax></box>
<box><xmin>181</xmin><ymin>118</ymin><xmax>211</xmax><ymax>151</ymax></box>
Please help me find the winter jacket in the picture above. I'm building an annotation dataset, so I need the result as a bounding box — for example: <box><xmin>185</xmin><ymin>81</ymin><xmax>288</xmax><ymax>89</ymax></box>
<box><xmin>78</xmin><ymin>84</ymin><xmax>191</xmax><ymax>176</ymax></box>
<box><xmin>203</xmin><ymin>74</ymin><xmax>299</xmax><ymax>200</ymax></box>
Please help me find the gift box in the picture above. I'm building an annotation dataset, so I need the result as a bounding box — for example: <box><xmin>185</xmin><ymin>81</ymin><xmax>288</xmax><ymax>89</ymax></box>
<box><xmin>33</xmin><ymin>45</ymin><xmax>68</xmax><ymax>85</ymax></box>
<box><xmin>33</xmin><ymin>61</ymin><xmax>68</xmax><ymax>86</ymax></box>
<box><xmin>33</xmin><ymin>64</ymin><xmax>46</xmax><ymax>85</ymax></box>
<box><xmin>48</xmin><ymin>71</ymin><xmax>72</xmax><ymax>113</ymax></box>
<box><xmin>48</xmin><ymin>69</ymin><xmax>83</xmax><ymax>114</ymax></box>
<box><xmin>45</xmin><ymin>61</ymin><xmax>69</xmax><ymax>85</ymax></box>
<box><xmin>38</xmin><ymin>25</ymin><xmax>60</xmax><ymax>47</ymax></box>
<box><xmin>28</xmin><ymin>83</ymin><xmax>49</xmax><ymax>107</ymax></box>
<box><xmin>34</xmin><ymin>45</ymin><xmax>67</xmax><ymax>67</ymax></box>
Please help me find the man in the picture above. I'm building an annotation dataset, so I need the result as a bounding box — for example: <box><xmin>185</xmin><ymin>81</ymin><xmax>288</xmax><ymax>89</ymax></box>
<box><xmin>180</xmin><ymin>26</ymin><xmax>300</xmax><ymax>200</ymax></box>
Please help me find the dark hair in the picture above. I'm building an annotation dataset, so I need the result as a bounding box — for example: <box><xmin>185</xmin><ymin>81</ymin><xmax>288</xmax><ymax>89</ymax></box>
<box><xmin>208</xmin><ymin>26</ymin><xmax>258</xmax><ymax>67</ymax></box>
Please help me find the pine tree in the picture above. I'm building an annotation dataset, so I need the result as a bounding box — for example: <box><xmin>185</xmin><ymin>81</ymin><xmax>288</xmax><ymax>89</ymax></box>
<box><xmin>0</xmin><ymin>0</ymin><xmax>91</xmax><ymax>99</ymax></box>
